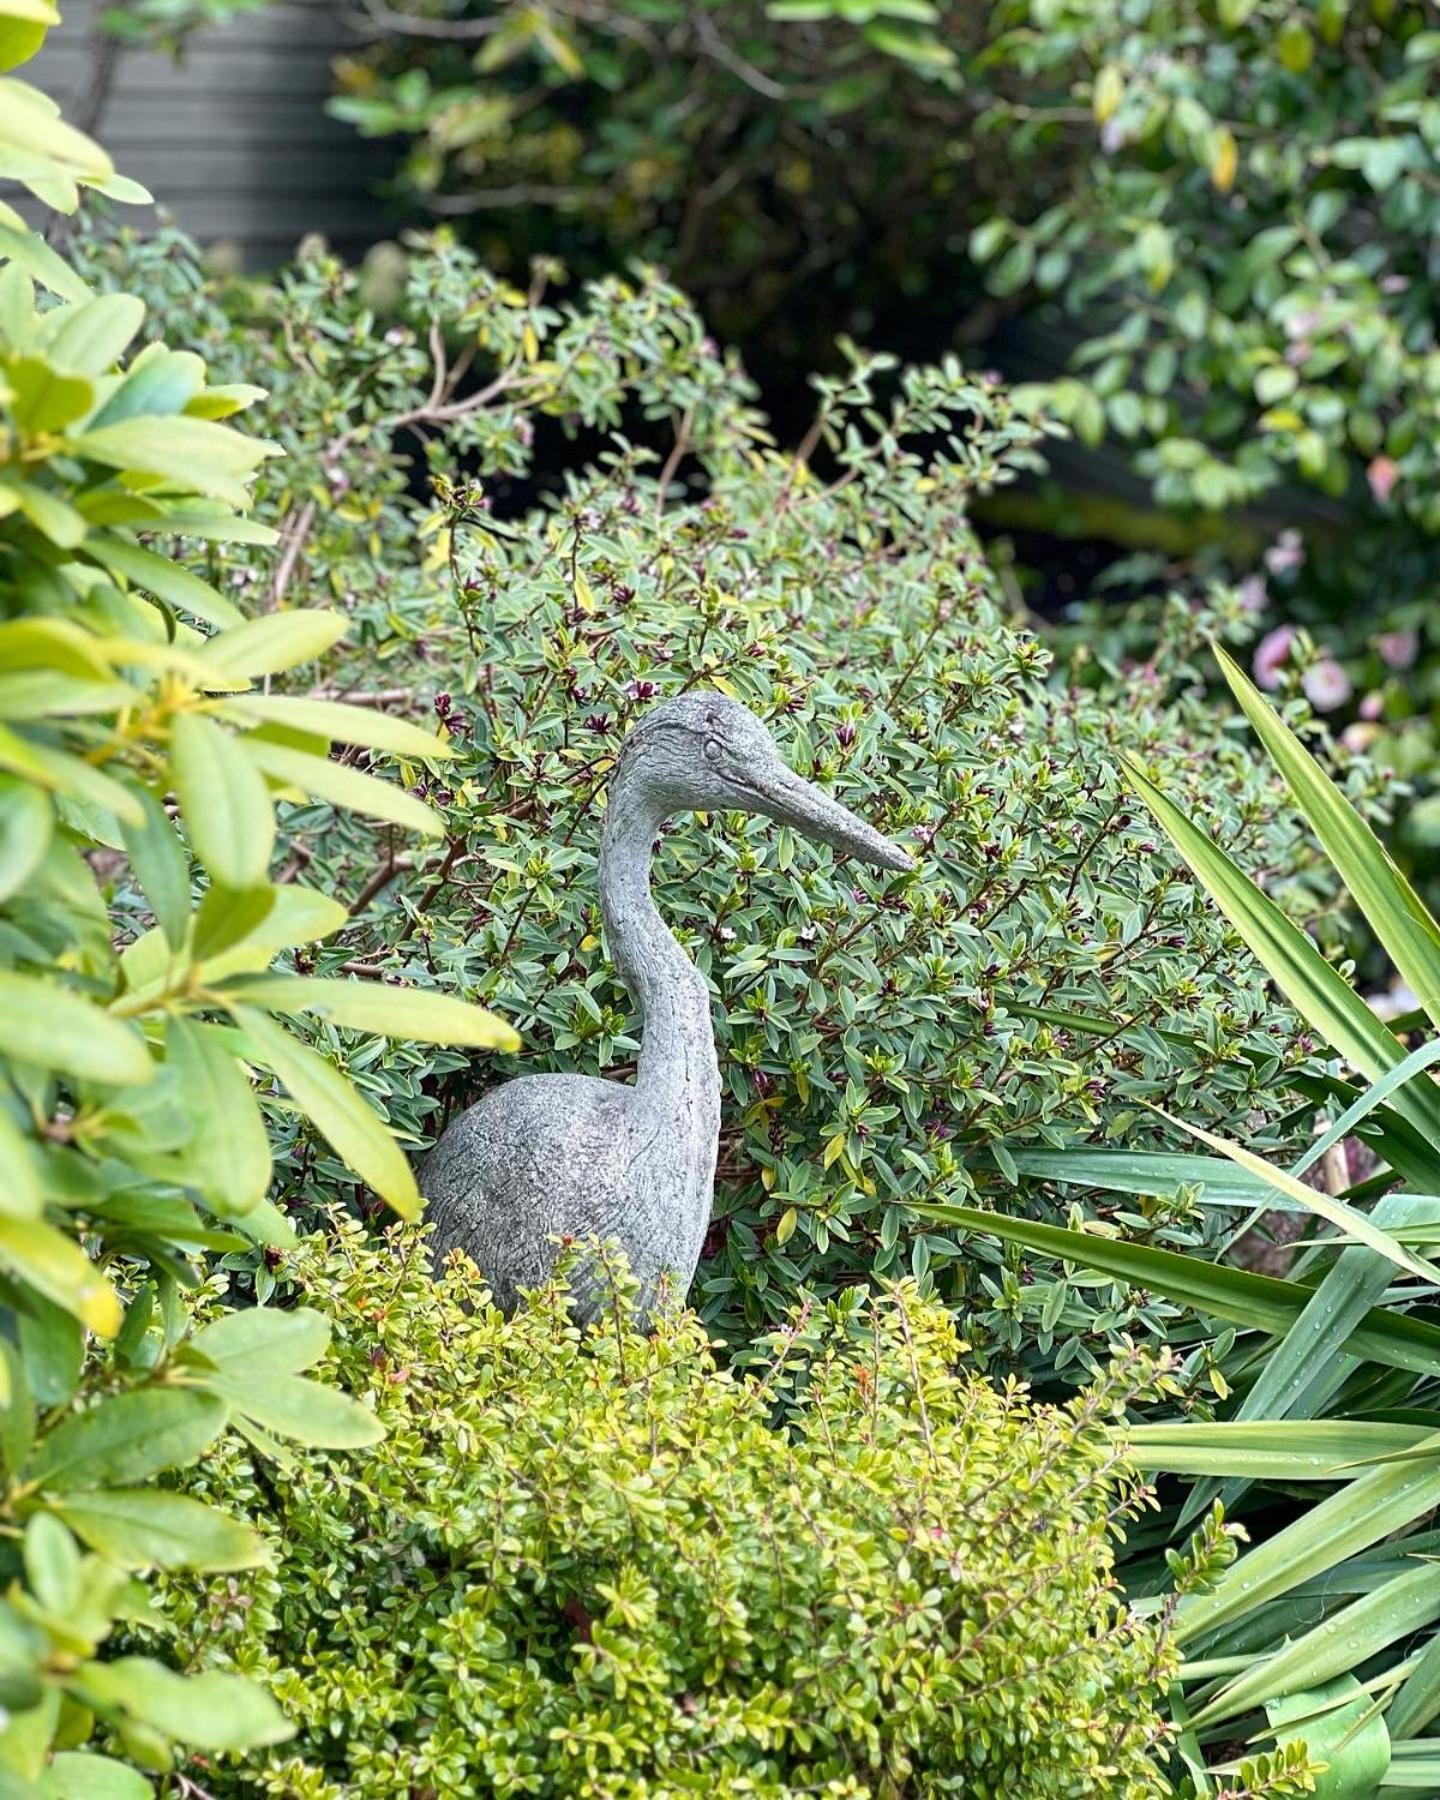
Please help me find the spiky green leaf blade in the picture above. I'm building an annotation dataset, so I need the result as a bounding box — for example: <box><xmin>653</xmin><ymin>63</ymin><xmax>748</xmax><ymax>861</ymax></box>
<box><xmin>1175</xmin><ymin>1458</ymin><xmax>1440</xmax><ymax>1647</ymax></box>
<box><xmin>1195</xmin><ymin>1560</ymin><xmax>1440</xmax><ymax>1725</ymax></box>
<box><xmin>1157</xmin><ymin>1109</ymin><xmax>1440</xmax><ymax>1285</ymax></box>
<box><xmin>1218</xmin><ymin>643</ymin><xmax>1440</xmax><ymax>1034</ymax></box>
<box><xmin>910</xmin><ymin>1202</ymin><xmax>1440</xmax><ymax>1375</ymax></box>
<box><xmin>1126</xmin><ymin>1419</ymin><xmax>1432</xmax><ymax>1479</ymax></box>
<box><xmin>1122</xmin><ymin>756</ymin><xmax>1440</xmax><ymax>1160</ymax></box>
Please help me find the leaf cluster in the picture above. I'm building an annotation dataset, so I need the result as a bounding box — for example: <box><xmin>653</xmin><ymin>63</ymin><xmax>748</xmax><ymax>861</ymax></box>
<box><xmin>0</xmin><ymin>24</ymin><xmax>515</xmax><ymax>1791</ymax></box>
<box><xmin>930</xmin><ymin>654</ymin><xmax>1440</xmax><ymax>1791</ymax></box>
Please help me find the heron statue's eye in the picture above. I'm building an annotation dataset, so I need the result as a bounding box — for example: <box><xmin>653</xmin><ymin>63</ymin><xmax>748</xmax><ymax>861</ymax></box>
<box><xmin>703</xmin><ymin>737</ymin><xmax>723</xmax><ymax>764</ymax></box>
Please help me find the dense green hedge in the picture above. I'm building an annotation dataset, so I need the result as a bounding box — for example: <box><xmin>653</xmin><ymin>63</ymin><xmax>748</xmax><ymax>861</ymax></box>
<box><xmin>169</xmin><ymin>1224</ymin><xmax>1175</xmax><ymax>1798</ymax></box>
<box><xmin>78</xmin><ymin>227</ymin><xmax>1370</xmax><ymax>1376</ymax></box>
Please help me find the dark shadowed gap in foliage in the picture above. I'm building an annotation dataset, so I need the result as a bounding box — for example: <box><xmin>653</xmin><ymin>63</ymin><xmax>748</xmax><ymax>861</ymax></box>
<box><xmin>393</xmin><ymin>306</ymin><xmax>1150</xmax><ymax>618</ymax></box>
<box><xmin>375</xmin><ymin>225</ymin><xmax>1186</xmax><ymax>616</ymax></box>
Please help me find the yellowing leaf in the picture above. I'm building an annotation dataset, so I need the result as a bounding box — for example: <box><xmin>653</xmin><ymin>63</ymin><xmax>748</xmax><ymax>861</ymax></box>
<box><xmin>2</xmin><ymin>352</ymin><xmax>94</xmax><ymax>433</ymax></box>
<box><xmin>1093</xmin><ymin>62</ymin><xmax>1124</xmax><ymax>124</ymax></box>
<box><xmin>69</xmin><ymin>414</ymin><xmax>277</xmax><ymax>508</ymax></box>
<box><xmin>229</xmin><ymin>1005</ymin><xmax>421</xmax><ymax>1218</ymax></box>
<box><xmin>1209</xmin><ymin>126</ymin><xmax>1238</xmax><ymax>192</ymax></box>
<box><xmin>0</xmin><ymin>1109</ymin><xmax>41</xmax><ymax>1217</ymax></box>
<box><xmin>222</xmin><ymin>694</ymin><xmax>452</xmax><ymax>760</ymax></box>
<box><xmin>87</xmin><ymin>534</ymin><xmax>243</xmax><ymax>632</ymax></box>
<box><xmin>242</xmin><ymin>737</ymin><xmax>441</xmax><ymax>838</ymax></box>
<box><xmin>198</xmin><ymin>609</ymin><xmax>346</xmax><ymax>682</ymax></box>
<box><xmin>0</xmin><ymin>0</ymin><xmax>58</xmax><ymax>75</ymax></box>
<box><xmin>0</xmin><ymin>1215</ymin><xmax>122</xmax><ymax>1335</ymax></box>
<box><xmin>1157</xmin><ymin>1108</ymin><xmax>1440</xmax><ymax>1287</ymax></box>
<box><xmin>222</xmin><ymin>974</ymin><xmax>520</xmax><ymax>1052</ymax></box>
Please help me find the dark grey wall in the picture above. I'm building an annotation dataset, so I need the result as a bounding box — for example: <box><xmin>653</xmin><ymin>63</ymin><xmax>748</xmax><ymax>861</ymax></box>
<box><xmin>27</xmin><ymin>1</ymin><xmax>395</xmax><ymax>267</ymax></box>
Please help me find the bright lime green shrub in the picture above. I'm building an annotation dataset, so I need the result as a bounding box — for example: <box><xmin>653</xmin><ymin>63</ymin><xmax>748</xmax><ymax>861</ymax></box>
<box><xmin>169</xmin><ymin>1223</ymin><xmax>1174</xmax><ymax>1798</ymax></box>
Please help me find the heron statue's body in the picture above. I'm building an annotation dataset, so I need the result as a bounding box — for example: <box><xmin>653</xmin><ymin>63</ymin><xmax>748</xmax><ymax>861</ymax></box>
<box><xmin>420</xmin><ymin>694</ymin><xmax>910</xmax><ymax>1319</ymax></box>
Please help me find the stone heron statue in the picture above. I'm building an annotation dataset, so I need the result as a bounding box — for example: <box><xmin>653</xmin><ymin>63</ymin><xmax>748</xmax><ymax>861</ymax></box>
<box><xmin>420</xmin><ymin>693</ymin><xmax>912</xmax><ymax>1320</ymax></box>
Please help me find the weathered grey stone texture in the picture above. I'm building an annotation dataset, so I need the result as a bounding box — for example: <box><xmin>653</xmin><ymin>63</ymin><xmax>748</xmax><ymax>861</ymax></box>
<box><xmin>421</xmin><ymin>695</ymin><xmax>909</xmax><ymax>1320</ymax></box>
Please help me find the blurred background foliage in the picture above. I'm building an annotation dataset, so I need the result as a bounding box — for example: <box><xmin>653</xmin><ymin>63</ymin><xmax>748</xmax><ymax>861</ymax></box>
<box><xmin>325</xmin><ymin>0</ymin><xmax>1440</xmax><ymax>894</ymax></box>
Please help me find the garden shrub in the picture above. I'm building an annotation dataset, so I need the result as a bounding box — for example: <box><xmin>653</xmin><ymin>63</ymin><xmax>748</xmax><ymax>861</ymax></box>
<box><xmin>169</xmin><ymin>1222</ymin><xmax>1175</xmax><ymax>1799</ymax></box>
<box><xmin>130</xmin><ymin>230</ymin><xmax>1374</xmax><ymax>1373</ymax></box>
<box><xmin>940</xmin><ymin>650</ymin><xmax>1440</xmax><ymax>1794</ymax></box>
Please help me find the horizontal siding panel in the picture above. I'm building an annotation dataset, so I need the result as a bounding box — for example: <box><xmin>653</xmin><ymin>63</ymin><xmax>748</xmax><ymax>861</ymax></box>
<box><xmin>35</xmin><ymin>56</ymin><xmax>358</xmax><ymax>100</ymax></box>
<box><xmin>22</xmin><ymin>5</ymin><xmax>395</xmax><ymax>266</ymax></box>
<box><xmin>73</xmin><ymin>98</ymin><xmax>367</xmax><ymax>135</ymax></box>
<box><xmin>89</xmin><ymin>148</ymin><xmax>389</xmax><ymax>184</ymax></box>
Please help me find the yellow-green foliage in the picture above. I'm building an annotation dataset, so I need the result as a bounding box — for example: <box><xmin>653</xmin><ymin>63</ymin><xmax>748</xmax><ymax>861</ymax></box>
<box><xmin>0</xmin><ymin>19</ymin><xmax>516</xmax><ymax>1788</ymax></box>
<box><xmin>171</xmin><ymin>1224</ymin><xmax>1173</xmax><ymax>1798</ymax></box>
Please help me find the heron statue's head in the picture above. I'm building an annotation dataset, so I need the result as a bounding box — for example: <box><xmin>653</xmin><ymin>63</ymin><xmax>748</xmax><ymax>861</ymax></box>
<box><xmin>616</xmin><ymin>693</ymin><xmax>912</xmax><ymax>873</ymax></box>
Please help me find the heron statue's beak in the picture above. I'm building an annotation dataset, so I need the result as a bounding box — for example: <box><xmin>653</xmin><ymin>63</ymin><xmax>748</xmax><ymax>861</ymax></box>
<box><xmin>749</xmin><ymin>761</ymin><xmax>913</xmax><ymax>872</ymax></box>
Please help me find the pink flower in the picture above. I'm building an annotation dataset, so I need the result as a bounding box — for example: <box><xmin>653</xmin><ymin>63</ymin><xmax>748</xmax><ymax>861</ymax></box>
<box><xmin>1237</xmin><ymin>574</ymin><xmax>1268</xmax><ymax>614</ymax></box>
<box><xmin>1360</xmin><ymin>690</ymin><xmax>1385</xmax><ymax>721</ymax></box>
<box><xmin>1367</xmin><ymin>456</ymin><xmax>1400</xmax><ymax>505</ymax></box>
<box><xmin>1378</xmin><ymin>628</ymin><xmax>1419</xmax><ymax>670</ymax></box>
<box><xmin>1264</xmin><ymin>529</ymin><xmax>1305</xmax><ymax>576</ymax></box>
<box><xmin>1253</xmin><ymin>624</ymin><xmax>1297</xmax><ymax>690</ymax></box>
<box><xmin>1302</xmin><ymin>659</ymin><xmax>1352</xmax><ymax>712</ymax></box>
<box><xmin>1341</xmin><ymin>722</ymin><xmax>1379</xmax><ymax>754</ymax></box>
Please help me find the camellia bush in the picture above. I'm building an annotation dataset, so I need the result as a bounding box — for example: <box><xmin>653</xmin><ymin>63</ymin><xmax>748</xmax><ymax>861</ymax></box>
<box><xmin>975</xmin><ymin>0</ymin><xmax>1440</xmax><ymax>531</ymax></box>
<box><xmin>167</xmin><ymin>1223</ymin><xmax>1177</xmax><ymax>1798</ymax></box>
<box><xmin>87</xmin><ymin>223</ymin><xmax>1381</xmax><ymax>1379</ymax></box>
<box><xmin>0</xmin><ymin>20</ymin><xmax>516</xmax><ymax>1790</ymax></box>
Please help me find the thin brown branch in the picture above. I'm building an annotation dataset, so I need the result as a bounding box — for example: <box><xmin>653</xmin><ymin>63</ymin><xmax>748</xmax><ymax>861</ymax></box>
<box><xmin>337</xmin><ymin>959</ymin><xmax>391</xmax><ymax>980</ymax></box>
<box><xmin>654</xmin><ymin>405</ymin><xmax>697</xmax><ymax>519</ymax></box>
<box><xmin>394</xmin><ymin>836</ymin><xmax>465</xmax><ymax>945</ymax></box>
<box><xmin>349</xmin><ymin>854</ymin><xmax>416</xmax><ymax>916</ymax></box>
<box><xmin>309</xmin><ymin>686</ymin><xmax>412</xmax><ymax>706</ymax></box>
<box><xmin>268</xmin><ymin>498</ymin><xmax>317</xmax><ymax>610</ymax></box>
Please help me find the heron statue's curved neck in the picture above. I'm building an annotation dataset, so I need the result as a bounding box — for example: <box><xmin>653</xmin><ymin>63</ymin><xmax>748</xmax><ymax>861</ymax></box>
<box><xmin>599</xmin><ymin>764</ymin><xmax>719</xmax><ymax>1118</ymax></box>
